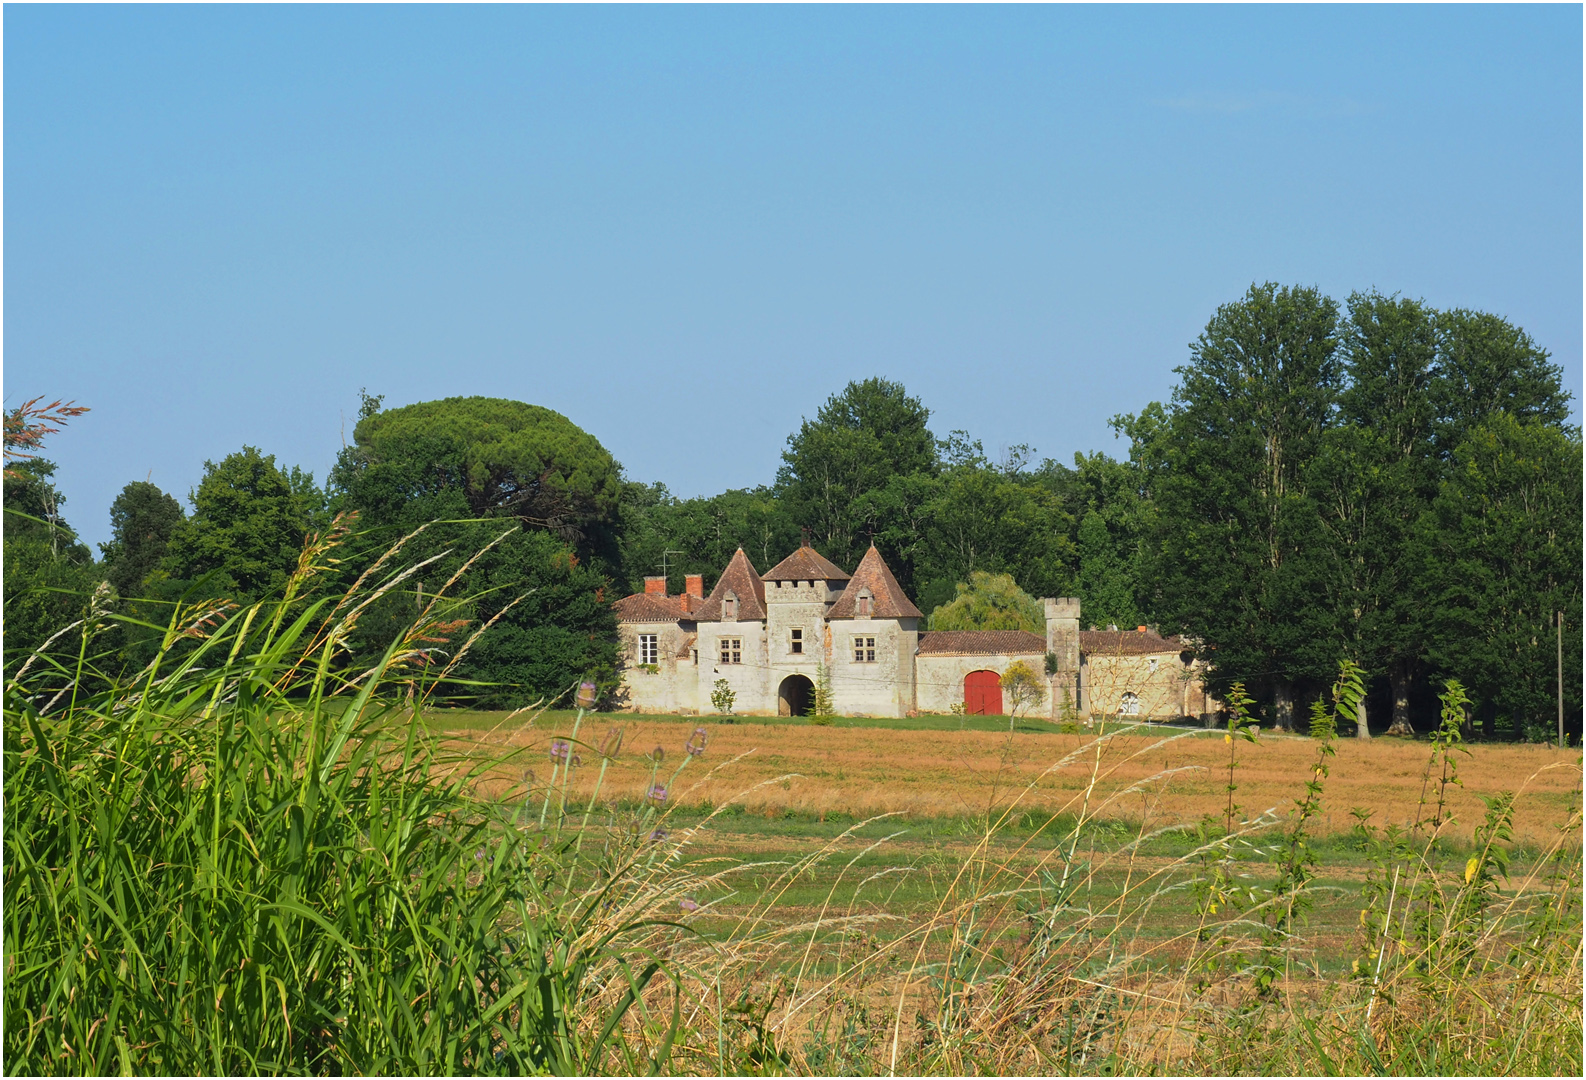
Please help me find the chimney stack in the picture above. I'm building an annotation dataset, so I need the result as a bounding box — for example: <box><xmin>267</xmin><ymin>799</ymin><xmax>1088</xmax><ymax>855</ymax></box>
<box><xmin>644</xmin><ymin>576</ymin><xmax>667</xmax><ymax>595</ymax></box>
<box><xmin>684</xmin><ymin>574</ymin><xmax>704</xmax><ymax>599</ymax></box>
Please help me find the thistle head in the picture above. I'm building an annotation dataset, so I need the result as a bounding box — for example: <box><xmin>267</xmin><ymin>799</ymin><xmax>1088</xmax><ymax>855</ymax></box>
<box><xmin>576</xmin><ymin>681</ymin><xmax>598</xmax><ymax>710</ymax></box>
<box><xmin>685</xmin><ymin>726</ymin><xmax>709</xmax><ymax>757</ymax></box>
<box><xmin>646</xmin><ymin>783</ymin><xmax>668</xmax><ymax>806</ymax></box>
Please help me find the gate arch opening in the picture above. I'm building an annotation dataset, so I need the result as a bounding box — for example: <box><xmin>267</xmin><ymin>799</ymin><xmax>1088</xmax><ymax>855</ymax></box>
<box><xmin>779</xmin><ymin>674</ymin><xmax>814</xmax><ymax>717</ymax></box>
<box><xmin>964</xmin><ymin>670</ymin><xmax>1003</xmax><ymax>716</ymax></box>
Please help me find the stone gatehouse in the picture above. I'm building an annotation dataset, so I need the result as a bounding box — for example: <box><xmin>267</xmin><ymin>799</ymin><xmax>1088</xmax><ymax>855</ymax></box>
<box><xmin>614</xmin><ymin>541</ymin><xmax>1215</xmax><ymax>721</ymax></box>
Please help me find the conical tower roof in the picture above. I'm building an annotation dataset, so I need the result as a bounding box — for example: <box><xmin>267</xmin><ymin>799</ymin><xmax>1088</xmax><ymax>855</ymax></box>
<box><xmin>826</xmin><ymin>545</ymin><xmax>923</xmax><ymax>619</ymax></box>
<box><xmin>691</xmin><ymin>547</ymin><xmax>767</xmax><ymax>621</ymax></box>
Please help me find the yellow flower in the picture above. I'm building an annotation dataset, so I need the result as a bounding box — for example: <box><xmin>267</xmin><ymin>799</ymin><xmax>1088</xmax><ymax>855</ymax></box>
<box><xmin>1464</xmin><ymin>856</ymin><xmax>1480</xmax><ymax>884</ymax></box>
<box><xmin>1225</xmin><ymin>733</ymin><xmax>1232</xmax><ymax>744</ymax></box>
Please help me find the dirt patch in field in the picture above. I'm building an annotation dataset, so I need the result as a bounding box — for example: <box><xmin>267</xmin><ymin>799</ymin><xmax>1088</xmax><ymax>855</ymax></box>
<box><xmin>448</xmin><ymin>718</ymin><xmax>1581</xmax><ymax>844</ymax></box>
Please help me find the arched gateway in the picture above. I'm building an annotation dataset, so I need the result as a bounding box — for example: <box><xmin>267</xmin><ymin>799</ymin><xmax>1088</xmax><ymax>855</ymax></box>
<box><xmin>964</xmin><ymin>669</ymin><xmax>1003</xmax><ymax>715</ymax></box>
<box><xmin>778</xmin><ymin>674</ymin><xmax>814</xmax><ymax>717</ymax></box>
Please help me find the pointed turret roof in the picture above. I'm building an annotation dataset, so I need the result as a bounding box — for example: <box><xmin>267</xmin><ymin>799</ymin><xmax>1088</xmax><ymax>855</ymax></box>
<box><xmin>691</xmin><ymin>547</ymin><xmax>768</xmax><ymax>621</ymax></box>
<box><xmin>762</xmin><ymin>540</ymin><xmax>851</xmax><ymax>582</ymax></box>
<box><xmin>827</xmin><ymin>545</ymin><xmax>923</xmax><ymax>619</ymax></box>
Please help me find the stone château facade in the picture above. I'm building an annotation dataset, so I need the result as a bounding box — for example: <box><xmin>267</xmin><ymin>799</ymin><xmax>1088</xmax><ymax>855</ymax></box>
<box><xmin>614</xmin><ymin>540</ymin><xmax>1216</xmax><ymax>721</ymax></box>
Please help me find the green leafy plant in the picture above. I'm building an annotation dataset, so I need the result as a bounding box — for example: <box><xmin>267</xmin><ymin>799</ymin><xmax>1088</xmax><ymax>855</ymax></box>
<box><xmin>811</xmin><ymin>662</ymin><xmax>836</xmax><ymax>725</ymax></box>
<box><xmin>712</xmin><ymin>677</ymin><xmax>737</xmax><ymax>715</ymax></box>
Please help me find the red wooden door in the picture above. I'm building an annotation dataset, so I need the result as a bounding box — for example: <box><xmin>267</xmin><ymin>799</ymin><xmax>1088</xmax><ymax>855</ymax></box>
<box><xmin>964</xmin><ymin>670</ymin><xmax>1003</xmax><ymax>715</ymax></box>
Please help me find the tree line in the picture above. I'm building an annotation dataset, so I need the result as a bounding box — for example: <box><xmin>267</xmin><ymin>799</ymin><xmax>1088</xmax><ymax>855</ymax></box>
<box><xmin>6</xmin><ymin>282</ymin><xmax>1579</xmax><ymax>739</ymax></box>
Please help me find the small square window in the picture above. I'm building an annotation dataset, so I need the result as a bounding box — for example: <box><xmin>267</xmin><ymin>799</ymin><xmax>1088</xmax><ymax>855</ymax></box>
<box><xmin>719</xmin><ymin>638</ymin><xmax>742</xmax><ymax>665</ymax></box>
<box><xmin>852</xmin><ymin>636</ymin><xmax>876</xmax><ymax>663</ymax></box>
<box><xmin>1148</xmin><ymin>658</ymin><xmax>1158</xmax><ymax>674</ymax></box>
<box><xmin>638</xmin><ymin>634</ymin><xmax>658</xmax><ymax>666</ymax></box>
<box><xmin>790</xmin><ymin>628</ymin><xmax>804</xmax><ymax>654</ymax></box>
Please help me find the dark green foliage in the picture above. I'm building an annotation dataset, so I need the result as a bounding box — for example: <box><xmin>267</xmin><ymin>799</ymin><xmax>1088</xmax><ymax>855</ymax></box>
<box><xmin>2</xmin><ymin>460</ymin><xmax>104</xmax><ymax>669</ymax></box>
<box><xmin>618</xmin><ymin>482</ymin><xmax>799</xmax><ymax>595</ymax></box>
<box><xmin>98</xmin><ymin>480</ymin><xmax>185</xmax><ymax>597</ymax></box>
<box><xmin>1140</xmin><ymin>282</ymin><xmax>1344</xmax><ymax>718</ymax></box>
<box><xmin>1432</xmin><ymin>309</ymin><xmax>1573</xmax><ymax>456</ymax></box>
<box><xmin>451</xmin><ymin>529</ymin><xmax>623</xmax><ymax>709</ymax></box>
<box><xmin>334</xmin><ymin>395</ymin><xmax>622</xmax><ymax>547</ymax></box>
<box><xmin>160</xmin><ymin>446</ymin><xmax>315</xmax><ymax>600</ymax></box>
<box><xmin>777</xmin><ymin>377</ymin><xmax>938</xmax><ymax>574</ymax></box>
<box><xmin>1409</xmin><ymin>415</ymin><xmax>1582</xmax><ymax>740</ymax></box>
<box><xmin>329</xmin><ymin>397</ymin><xmax>625</xmax><ymax>708</ymax></box>
<box><xmin>1076</xmin><ymin>509</ymin><xmax>1136</xmax><ymax>629</ymax></box>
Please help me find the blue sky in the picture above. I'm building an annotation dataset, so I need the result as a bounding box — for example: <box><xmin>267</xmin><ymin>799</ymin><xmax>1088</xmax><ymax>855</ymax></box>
<box><xmin>7</xmin><ymin>5</ymin><xmax>1581</xmax><ymax>551</ymax></box>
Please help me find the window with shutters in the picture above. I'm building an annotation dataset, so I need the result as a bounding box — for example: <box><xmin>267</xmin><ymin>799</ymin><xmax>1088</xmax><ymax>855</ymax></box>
<box><xmin>852</xmin><ymin>636</ymin><xmax>876</xmax><ymax>663</ymax></box>
<box><xmin>638</xmin><ymin>634</ymin><xmax>658</xmax><ymax>665</ymax></box>
<box><xmin>857</xmin><ymin>590</ymin><xmax>873</xmax><ymax>616</ymax></box>
<box><xmin>719</xmin><ymin>638</ymin><xmax>742</xmax><ymax>665</ymax></box>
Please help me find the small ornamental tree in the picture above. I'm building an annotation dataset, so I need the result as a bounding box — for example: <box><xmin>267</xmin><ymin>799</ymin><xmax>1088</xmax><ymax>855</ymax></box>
<box><xmin>711</xmin><ymin>678</ymin><xmax>736</xmax><ymax>717</ymax></box>
<box><xmin>1001</xmin><ymin>660</ymin><xmax>1046</xmax><ymax>723</ymax></box>
<box><xmin>811</xmin><ymin>663</ymin><xmax>836</xmax><ymax>724</ymax></box>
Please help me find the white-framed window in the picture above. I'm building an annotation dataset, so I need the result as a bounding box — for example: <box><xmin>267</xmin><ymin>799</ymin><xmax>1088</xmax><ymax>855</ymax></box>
<box><xmin>638</xmin><ymin>634</ymin><xmax>658</xmax><ymax>666</ymax></box>
<box><xmin>790</xmin><ymin>628</ymin><xmax>804</xmax><ymax>654</ymax></box>
<box><xmin>719</xmin><ymin>638</ymin><xmax>742</xmax><ymax>665</ymax></box>
<box><xmin>1119</xmin><ymin>692</ymin><xmax>1141</xmax><ymax>716</ymax></box>
<box><xmin>1147</xmin><ymin>658</ymin><xmax>1158</xmax><ymax>674</ymax></box>
<box><xmin>852</xmin><ymin>636</ymin><xmax>876</xmax><ymax>663</ymax></box>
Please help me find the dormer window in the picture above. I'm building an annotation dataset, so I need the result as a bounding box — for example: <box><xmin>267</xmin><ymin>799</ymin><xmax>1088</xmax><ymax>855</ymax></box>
<box><xmin>724</xmin><ymin>592</ymin><xmax>737</xmax><ymax>621</ymax></box>
<box><xmin>857</xmin><ymin>589</ymin><xmax>873</xmax><ymax>616</ymax></box>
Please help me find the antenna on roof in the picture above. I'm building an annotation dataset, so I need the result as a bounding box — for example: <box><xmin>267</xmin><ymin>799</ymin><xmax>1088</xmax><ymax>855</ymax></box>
<box><xmin>658</xmin><ymin>550</ymin><xmax>686</xmax><ymax>587</ymax></box>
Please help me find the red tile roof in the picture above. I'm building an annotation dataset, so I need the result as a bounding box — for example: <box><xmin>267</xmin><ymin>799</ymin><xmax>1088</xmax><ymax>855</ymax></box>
<box><xmin>1079</xmin><ymin>629</ymin><xmax>1186</xmax><ymax>656</ymax></box>
<box><xmin>917</xmin><ymin>630</ymin><xmax>1047</xmax><ymax>656</ymax></box>
<box><xmin>762</xmin><ymin>542</ymin><xmax>851</xmax><ymax>582</ymax></box>
<box><xmin>613</xmin><ymin>592</ymin><xmax>694</xmax><ymax>623</ymax></box>
<box><xmin>690</xmin><ymin>547</ymin><xmax>768</xmax><ymax>621</ymax></box>
<box><xmin>827</xmin><ymin>545</ymin><xmax>923</xmax><ymax>619</ymax></box>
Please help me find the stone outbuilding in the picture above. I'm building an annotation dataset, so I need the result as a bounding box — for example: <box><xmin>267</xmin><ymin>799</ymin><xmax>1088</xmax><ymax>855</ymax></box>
<box><xmin>614</xmin><ymin>541</ymin><xmax>1213</xmax><ymax>721</ymax></box>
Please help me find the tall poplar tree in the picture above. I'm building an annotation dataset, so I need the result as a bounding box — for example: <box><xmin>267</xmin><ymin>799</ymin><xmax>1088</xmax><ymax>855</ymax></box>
<box><xmin>1143</xmin><ymin>282</ymin><xmax>1342</xmax><ymax>729</ymax></box>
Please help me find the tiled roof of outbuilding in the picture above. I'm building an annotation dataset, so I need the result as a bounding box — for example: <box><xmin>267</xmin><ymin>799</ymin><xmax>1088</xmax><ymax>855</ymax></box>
<box><xmin>762</xmin><ymin>542</ymin><xmax>851</xmax><ymax>582</ymax></box>
<box><xmin>827</xmin><ymin>546</ymin><xmax>924</xmax><ymax>619</ymax></box>
<box><xmin>917</xmin><ymin>630</ymin><xmax>1047</xmax><ymax>656</ymax></box>
<box><xmin>1079</xmin><ymin>629</ymin><xmax>1186</xmax><ymax>656</ymax></box>
<box><xmin>691</xmin><ymin>548</ymin><xmax>768</xmax><ymax>621</ymax></box>
<box><xmin>614</xmin><ymin>593</ymin><xmax>695</xmax><ymax>623</ymax></box>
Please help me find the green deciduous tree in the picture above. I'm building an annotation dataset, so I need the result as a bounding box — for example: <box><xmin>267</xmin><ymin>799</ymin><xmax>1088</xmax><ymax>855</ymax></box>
<box><xmin>334</xmin><ymin>396</ymin><xmax>621</xmax><ymax>548</ymax></box>
<box><xmin>928</xmin><ymin>571</ymin><xmax>1044</xmax><ymax>633</ymax></box>
<box><xmin>99</xmin><ymin>481</ymin><xmax>186</xmax><ymax>598</ymax></box>
<box><xmin>3</xmin><ymin>460</ymin><xmax>104</xmax><ymax>669</ymax></box>
<box><xmin>777</xmin><ymin>378</ymin><xmax>937</xmax><ymax>572</ymax></box>
<box><xmin>161</xmin><ymin>447</ymin><xmax>315</xmax><ymax>600</ymax></box>
<box><xmin>331</xmin><ymin>396</ymin><xmax>624</xmax><ymax>708</ymax></box>
<box><xmin>1409</xmin><ymin>415</ymin><xmax>1582</xmax><ymax>741</ymax></box>
<box><xmin>1143</xmin><ymin>282</ymin><xmax>1343</xmax><ymax>729</ymax></box>
<box><xmin>1306</xmin><ymin>291</ymin><xmax>1442</xmax><ymax>738</ymax></box>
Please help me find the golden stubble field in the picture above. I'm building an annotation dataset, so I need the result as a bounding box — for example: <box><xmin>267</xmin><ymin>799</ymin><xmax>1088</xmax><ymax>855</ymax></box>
<box><xmin>446</xmin><ymin>716</ymin><xmax>1582</xmax><ymax>844</ymax></box>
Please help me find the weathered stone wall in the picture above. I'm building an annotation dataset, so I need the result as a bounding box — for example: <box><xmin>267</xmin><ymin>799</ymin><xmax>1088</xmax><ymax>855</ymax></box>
<box><xmin>915</xmin><ymin>650</ymin><xmax>1046</xmax><ymax>714</ymax></box>
<box><xmin>1080</xmin><ymin>651</ymin><xmax>1195</xmax><ymax>719</ymax></box>
<box><xmin>619</xmin><ymin>620</ymin><xmax>702</xmax><ymax>713</ymax></box>
<box><xmin>826</xmin><ymin>617</ymin><xmax>918</xmax><ymax>717</ymax></box>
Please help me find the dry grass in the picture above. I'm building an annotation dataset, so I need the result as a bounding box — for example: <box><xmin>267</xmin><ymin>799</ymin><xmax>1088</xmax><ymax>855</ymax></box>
<box><xmin>447</xmin><ymin>716</ymin><xmax>1579</xmax><ymax>842</ymax></box>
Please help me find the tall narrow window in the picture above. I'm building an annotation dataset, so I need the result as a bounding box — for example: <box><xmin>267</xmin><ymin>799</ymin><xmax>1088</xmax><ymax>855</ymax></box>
<box><xmin>638</xmin><ymin>634</ymin><xmax>658</xmax><ymax>665</ymax></box>
<box><xmin>852</xmin><ymin>636</ymin><xmax>876</xmax><ymax>663</ymax></box>
<box><xmin>723</xmin><ymin>592</ymin><xmax>737</xmax><ymax>621</ymax></box>
<box><xmin>857</xmin><ymin>590</ymin><xmax>873</xmax><ymax>616</ymax></box>
<box><xmin>790</xmin><ymin>628</ymin><xmax>804</xmax><ymax>654</ymax></box>
<box><xmin>719</xmin><ymin>638</ymin><xmax>742</xmax><ymax>665</ymax></box>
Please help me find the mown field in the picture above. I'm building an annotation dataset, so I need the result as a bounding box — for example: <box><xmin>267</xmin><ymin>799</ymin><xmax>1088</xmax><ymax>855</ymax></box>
<box><xmin>415</xmin><ymin>706</ymin><xmax>1583</xmax><ymax>1073</ymax></box>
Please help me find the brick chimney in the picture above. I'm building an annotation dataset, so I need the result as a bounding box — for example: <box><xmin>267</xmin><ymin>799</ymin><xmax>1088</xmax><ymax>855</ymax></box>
<box><xmin>684</xmin><ymin>574</ymin><xmax>704</xmax><ymax>599</ymax></box>
<box><xmin>644</xmin><ymin>576</ymin><xmax>667</xmax><ymax>595</ymax></box>
<box><xmin>1136</xmin><ymin>625</ymin><xmax>1149</xmax><ymax>633</ymax></box>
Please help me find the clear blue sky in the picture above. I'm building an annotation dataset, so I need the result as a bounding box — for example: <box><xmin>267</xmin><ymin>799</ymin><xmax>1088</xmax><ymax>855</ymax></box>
<box><xmin>7</xmin><ymin>5</ymin><xmax>1581</xmax><ymax>551</ymax></box>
